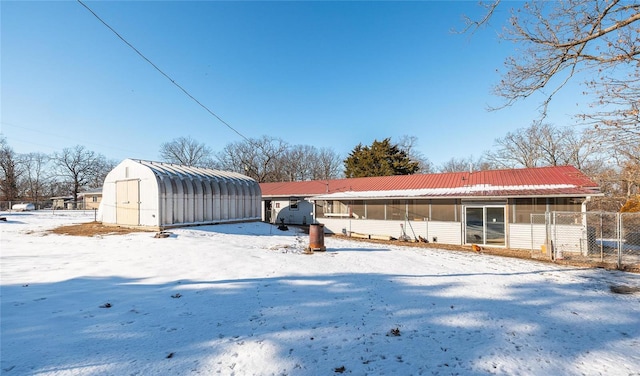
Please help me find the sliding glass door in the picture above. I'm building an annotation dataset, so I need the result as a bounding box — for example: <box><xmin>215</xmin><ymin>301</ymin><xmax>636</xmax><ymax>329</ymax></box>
<box><xmin>465</xmin><ymin>206</ymin><xmax>505</xmax><ymax>246</ymax></box>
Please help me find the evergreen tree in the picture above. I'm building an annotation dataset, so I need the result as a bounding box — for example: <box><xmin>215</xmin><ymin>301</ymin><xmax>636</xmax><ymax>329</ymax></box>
<box><xmin>343</xmin><ymin>138</ymin><xmax>419</xmax><ymax>178</ymax></box>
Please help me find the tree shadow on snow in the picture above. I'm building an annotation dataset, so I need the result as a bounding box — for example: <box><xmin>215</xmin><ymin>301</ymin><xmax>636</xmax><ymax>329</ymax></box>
<box><xmin>1</xmin><ymin>270</ymin><xmax>639</xmax><ymax>375</ymax></box>
<box><xmin>184</xmin><ymin>221</ymin><xmax>305</xmax><ymax>237</ymax></box>
<box><xmin>0</xmin><ymin>212</ymin><xmax>35</xmax><ymax>224</ymax></box>
<box><xmin>0</xmin><ymin>219</ymin><xmax>26</xmax><ymax>224</ymax></box>
<box><xmin>326</xmin><ymin>247</ymin><xmax>392</xmax><ymax>253</ymax></box>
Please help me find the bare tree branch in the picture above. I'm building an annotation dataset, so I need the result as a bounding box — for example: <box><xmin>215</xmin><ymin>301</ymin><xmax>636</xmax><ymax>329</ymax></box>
<box><xmin>159</xmin><ymin>136</ymin><xmax>214</xmax><ymax>168</ymax></box>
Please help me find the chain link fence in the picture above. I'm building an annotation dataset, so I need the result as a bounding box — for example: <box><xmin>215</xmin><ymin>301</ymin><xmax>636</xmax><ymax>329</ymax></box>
<box><xmin>0</xmin><ymin>201</ymin><xmax>93</xmax><ymax>211</ymax></box>
<box><xmin>621</xmin><ymin>213</ymin><xmax>640</xmax><ymax>268</ymax></box>
<box><xmin>530</xmin><ymin>213</ymin><xmax>548</xmax><ymax>256</ymax></box>
<box><xmin>0</xmin><ymin>201</ymin><xmax>50</xmax><ymax>211</ymax></box>
<box><xmin>535</xmin><ymin>211</ymin><xmax>640</xmax><ymax>271</ymax></box>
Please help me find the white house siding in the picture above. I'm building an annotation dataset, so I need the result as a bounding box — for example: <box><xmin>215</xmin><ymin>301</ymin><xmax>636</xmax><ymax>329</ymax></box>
<box><xmin>424</xmin><ymin>221</ymin><xmax>463</xmax><ymax>245</ymax></box>
<box><xmin>319</xmin><ymin>214</ymin><xmax>588</xmax><ymax>254</ymax></box>
<box><xmin>318</xmin><ymin>218</ymin><xmax>351</xmax><ymax>235</ymax></box>
<box><xmin>318</xmin><ymin>218</ymin><xmax>402</xmax><ymax>238</ymax></box>
<box><xmin>509</xmin><ymin>223</ymin><xmax>546</xmax><ymax>251</ymax></box>
<box><xmin>319</xmin><ymin>217</ymin><xmax>463</xmax><ymax>245</ymax></box>
<box><xmin>351</xmin><ymin>220</ymin><xmax>407</xmax><ymax>239</ymax></box>
<box><xmin>269</xmin><ymin>198</ymin><xmax>314</xmax><ymax>225</ymax></box>
<box><xmin>553</xmin><ymin>224</ymin><xmax>588</xmax><ymax>256</ymax></box>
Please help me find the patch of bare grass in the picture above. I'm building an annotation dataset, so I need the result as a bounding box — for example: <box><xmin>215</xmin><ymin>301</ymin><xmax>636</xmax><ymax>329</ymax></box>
<box><xmin>49</xmin><ymin>221</ymin><xmax>152</xmax><ymax>237</ymax></box>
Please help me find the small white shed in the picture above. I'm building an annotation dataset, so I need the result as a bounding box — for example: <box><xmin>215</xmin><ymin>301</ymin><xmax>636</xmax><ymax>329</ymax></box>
<box><xmin>100</xmin><ymin>159</ymin><xmax>261</xmax><ymax>229</ymax></box>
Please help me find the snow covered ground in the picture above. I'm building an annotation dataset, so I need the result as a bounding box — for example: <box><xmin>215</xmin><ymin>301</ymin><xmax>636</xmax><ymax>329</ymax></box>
<box><xmin>1</xmin><ymin>211</ymin><xmax>640</xmax><ymax>376</ymax></box>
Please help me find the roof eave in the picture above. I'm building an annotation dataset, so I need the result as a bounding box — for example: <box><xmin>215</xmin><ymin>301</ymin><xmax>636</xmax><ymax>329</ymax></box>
<box><xmin>309</xmin><ymin>192</ymin><xmax>603</xmax><ymax>201</ymax></box>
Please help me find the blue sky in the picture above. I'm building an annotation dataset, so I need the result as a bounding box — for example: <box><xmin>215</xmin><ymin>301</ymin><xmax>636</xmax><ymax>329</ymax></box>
<box><xmin>1</xmin><ymin>1</ymin><xmax>587</xmax><ymax>167</ymax></box>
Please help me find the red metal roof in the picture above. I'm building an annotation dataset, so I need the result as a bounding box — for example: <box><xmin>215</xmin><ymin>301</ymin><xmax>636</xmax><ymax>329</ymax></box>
<box><xmin>259</xmin><ymin>165</ymin><xmax>601</xmax><ymax>198</ymax></box>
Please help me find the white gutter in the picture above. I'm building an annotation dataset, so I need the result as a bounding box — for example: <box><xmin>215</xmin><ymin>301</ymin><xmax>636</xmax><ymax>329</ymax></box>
<box><xmin>310</xmin><ymin>184</ymin><xmax>602</xmax><ymax>200</ymax></box>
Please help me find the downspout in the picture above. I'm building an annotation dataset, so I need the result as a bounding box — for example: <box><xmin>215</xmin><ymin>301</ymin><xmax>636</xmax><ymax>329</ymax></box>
<box><xmin>581</xmin><ymin>196</ymin><xmax>591</xmax><ymax>256</ymax></box>
<box><xmin>582</xmin><ymin>196</ymin><xmax>591</xmax><ymax>213</ymax></box>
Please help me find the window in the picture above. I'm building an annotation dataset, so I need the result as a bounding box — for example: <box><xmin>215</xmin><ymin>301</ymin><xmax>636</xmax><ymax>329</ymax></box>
<box><xmin>351</xmin><ymin>201</ymin><xmax>365</xmax><ymax>219</ymax></box>
<box><xmin>92</xmin><ymin>196</ymin><xmax>98</xmax><ymax>203</ymax></box>
<box><xmin>289</xmin><ymin>198</ymin><xmax>299</xmax><ymax>210</ymax></box>
<box><xmin>366</xmin><ymin>200</ymin><xmax>386</xmax><ymax>220</ymax></box>
<box><xmin>511</xmin><ymin>198</ymin><xmax>546</xmax><ymax>223</ymax></box>
<box><xmin>388</xmin><ymin>200</ymin><xmax>406</xmax><ymax>220</ymax></box>
<box><xmin>408</xmin><ymin>200</ymin><xmax>430</xmax><ymax>221</ymax></box>
<box><xmin>321</xmin><ymin>200</ymin><xmax>350</xmax><ymax>217</ymax></box>
<box><xmin>551</xmin><ymin>197</ymin><xmax>581</xmax><ymax>212</ymax></box>
<box><xmin>431</xmin><ymin>199</ymin><xmax>457</xmax><ymax>221</ymax></box>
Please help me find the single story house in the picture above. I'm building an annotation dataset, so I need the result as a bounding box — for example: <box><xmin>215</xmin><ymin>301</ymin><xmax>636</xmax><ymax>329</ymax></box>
<box><xmin>100</xmin><ymin>159</ymin><xmax>261</xmax><ymax>229</ymax></box>
<box><xmin>79</xmin><ymin>188</ymin><xmax>103</xmax><ymax>210</ymax></box>
<box><xmin>51</xmin><ymin>196</ymin><xmax>75</xmax><ymax>210</ymax></box>
<box><xmin>259</xmin><ymin>165</ymin><xmax>601</xmax><ymax>250</ymax></box>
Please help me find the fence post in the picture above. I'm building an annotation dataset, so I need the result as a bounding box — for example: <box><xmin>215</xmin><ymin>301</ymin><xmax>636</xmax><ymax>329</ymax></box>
<box><xmin>617</xmin><ymin>213</ymin><xmax>622</xmax><ymax>269</ymax></box>
<box><xmin>546</xmin><ymin>211</ymin><xmax>553</xmax><ymax>260</ymax></box>
<box><xmin>599</xmin><ymin>212</ymin><xmax>604</xmax><ymax>262</ymax></box>
<box><xmin>531</xmin><ymin>213</ymin><xmax>534</xmax><ymax>253</ymax></box>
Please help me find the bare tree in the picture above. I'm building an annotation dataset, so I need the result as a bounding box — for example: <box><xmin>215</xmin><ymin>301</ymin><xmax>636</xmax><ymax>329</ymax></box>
<box><xmin>281</xmin><ymin>145</ymin><xmax>315</xmax><ymax>182</ymax></box>
<box><xmin>483</xmin><ymin>124</ymin><xmax>543</xmax><ymax>168</ymax></box>
<box><xmin>469</xmin><ymin>1</ymin><xmax>640</xmax><ymax>116</ymax></box>
<box><xmin>53</xmin><ymin>145</ymin><xmax>106</xmax><ymax>206</ymax></box>
<box><xmin>466</xmin><ymin>1</ymin><xmax>639</xmax><ymax>181</ymax></box>
<box><xmin>530</xmin><ymin>123</ymin><xmax>599</xmax><ymax>170</ymax></box>
<box><xmin>0</xmin><ymin>136</ymin><xmax>21</xmax><ymax>204</ymax></box>
<box><xmin>439</xmin><ymin>156</ymin><xmax>491</xmax><ymax>173</ymax></box>
<box><xmin>561</xmin><ymin>127</ymin><xmax>603</xmax><ymax>174</ymax></box>
<box><xmin>280</xmin><ymin>145</ymin><xmax>344</xmax><ymax>181</ymax></box>
<box><xmin>216</xmin><ymin>137</ymin><xmax>343</xmax><ymax>182</ymax></box>
<box><xmin>159</xmin><ymin>136</ymin><xmax>215</xmax><ymax>168</ymax></box>
<box><xmin>311</xmin><ymin>147</ymin><xmax>343</xmax><ymax>180</ymax></box>
<box><xmin>88</xmin><ymin>158</ymin><xmax>118</xmax><ymax>188</ymax></box>
<box><xmin>582</xmin><ymin>75</ymin><xmax>640</xmax><ymax>147</ymax></box>
<box><xmin>396</xmin><ymin>135</ymin><xmax>434</xmax><ymax>174</ymax></box>
<box><xmin>216</xmin><ymin>136</ymin><xmax>289</xmax><ymax>183</ymax></box>
<box><xmin>588</xmin><ymin>152</ymin><xmax>640</xmax><ymax>211</ymax></box>
<box><xmin>484</xmin><ymin>122</ymin><xmax>600</xmax><ymax>170</ymax></box>
<box><xmin>19</xmin><ymin>152</ymin><xmax>51</xmax><ymax>207</ymax></box>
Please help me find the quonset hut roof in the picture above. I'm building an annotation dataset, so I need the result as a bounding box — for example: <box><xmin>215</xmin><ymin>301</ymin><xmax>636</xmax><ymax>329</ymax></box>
<box><xmin>135</xmin><ymin>159</ymin><xmax>255</xmax><ymax>183</ymax></box>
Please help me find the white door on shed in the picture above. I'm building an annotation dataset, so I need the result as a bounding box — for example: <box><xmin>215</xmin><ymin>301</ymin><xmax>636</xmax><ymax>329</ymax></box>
<box><xmin>116</xmin><ymin>180</ymin><xmax>140</xmax><ymax>226</ymax></box>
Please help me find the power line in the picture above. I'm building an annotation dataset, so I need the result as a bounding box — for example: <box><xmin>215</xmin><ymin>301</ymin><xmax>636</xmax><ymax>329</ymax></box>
<box><xmin>76</xmin><ymin>0</ymin><xmax>251</xmax><ymax>143</ymax></box>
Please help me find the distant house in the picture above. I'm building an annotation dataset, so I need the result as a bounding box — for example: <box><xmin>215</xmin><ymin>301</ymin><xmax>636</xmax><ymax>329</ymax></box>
<box><xmin>80</xmin><ymin>188</ymin><xmax>103</xmax><ymax>210</ymax></box>
<box><xmin>259</xmin><ymin>165</ymin><xmax>601</xmax><ymax>249</ymax></box>
<box><xmin>51</xmin><ymin>196</ymin><xmax>75</xmax><ymax>210</ymax></box>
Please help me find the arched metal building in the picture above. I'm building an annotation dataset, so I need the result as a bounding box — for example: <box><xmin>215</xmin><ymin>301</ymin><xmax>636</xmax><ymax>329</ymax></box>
<box><xmin>100</xmin><ymin>159</ymin><xmax>261</xmax><ymax>229</ymax></box>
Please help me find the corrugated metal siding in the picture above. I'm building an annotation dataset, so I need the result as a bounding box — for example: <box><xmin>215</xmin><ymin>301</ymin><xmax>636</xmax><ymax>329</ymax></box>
<box><xmin>103</xmin><ymin>159</ymin><xmax>261</xmax><ymax>228</ymax></box>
